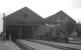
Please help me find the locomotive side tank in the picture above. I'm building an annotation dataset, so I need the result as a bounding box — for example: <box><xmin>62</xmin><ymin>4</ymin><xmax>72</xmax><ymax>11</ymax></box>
<box><xmin>33</xmin><ymin>24</ymin><xmax>69</xmax><ymax>43</ymax></box>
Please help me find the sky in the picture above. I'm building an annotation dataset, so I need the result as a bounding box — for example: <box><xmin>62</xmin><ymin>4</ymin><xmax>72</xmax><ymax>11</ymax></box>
<box><xmin>0</xmin><ymin>0</ymin><xmax>81</xmax><ymax>32</ymax></box>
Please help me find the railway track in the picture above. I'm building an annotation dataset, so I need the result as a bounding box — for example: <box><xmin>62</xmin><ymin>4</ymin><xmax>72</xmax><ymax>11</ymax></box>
<box><xmin>13</xmin><ymin>39</ymin><xmax>81</xmax><ymax>50</ymax></box>
<box><xmin>68</xmin><ymin>41</ymin><xmax>81</xmax><ymax>45</ymax></box>
<box><xmin>17</xmin><ymin>40</ymin><xmax>61</xmax><ymax>50</ymax></box>
<box><xmin>29</xmin><ymin>39</ymin><xmax>81</xmax><ymax>45</ymax></box>
<box><xmin>26</xmin><ymin>39</ymin><xmax>81</xmax><ymax>50</ymax></box>
<box><xmin>13</xmin><ymin>40</ymin><xmax>36</xmax><ymax>50</ymax></box>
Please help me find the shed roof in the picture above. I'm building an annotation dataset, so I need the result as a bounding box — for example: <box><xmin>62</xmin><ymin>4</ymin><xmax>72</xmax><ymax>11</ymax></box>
<box><xmin>45</xmin><ymin>10</ymin><xmax>76</xmax><ymax>24</ymax></box>
<box><xmin>4</xmin><ymin>7</ymin><xmax>45</xmax><ymax>25</ymax></box>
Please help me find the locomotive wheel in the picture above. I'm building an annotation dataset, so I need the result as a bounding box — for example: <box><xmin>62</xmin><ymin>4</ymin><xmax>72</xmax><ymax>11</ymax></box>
<box><xmin>57</xmin><ymin>37</ymin><xmax>69</xmax><ymax>43</ymax></box>
<box><xmin>63</xmin><ymin>37</ymin><xmax>69</xmax><ymax>43</ymax></box>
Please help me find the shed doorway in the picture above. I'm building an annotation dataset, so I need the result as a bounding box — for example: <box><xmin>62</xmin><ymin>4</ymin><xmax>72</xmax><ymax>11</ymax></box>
<box><xmin>6</xmin><ymin>24</ymin><xmax>35</xmax><ymax>40</ymax></box>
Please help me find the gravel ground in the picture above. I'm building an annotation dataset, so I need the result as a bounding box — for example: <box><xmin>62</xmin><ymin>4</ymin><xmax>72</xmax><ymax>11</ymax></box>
<box><xmin>0</xmin><ymin>40</ymin><xmax>21</xmax><ymax>50</ymax></box>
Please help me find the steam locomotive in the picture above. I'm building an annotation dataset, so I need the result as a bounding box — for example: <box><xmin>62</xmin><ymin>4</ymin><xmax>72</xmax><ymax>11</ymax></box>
<box><xmin>33</xmin><ymin>24</ymin><xmax>69</xmax><ymax>43</ymax></box>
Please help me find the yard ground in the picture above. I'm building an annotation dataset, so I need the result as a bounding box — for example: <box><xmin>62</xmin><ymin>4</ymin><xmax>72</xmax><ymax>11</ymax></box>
<box><xmin>0</xmin><ymin>40</ymin><xmax>20</xmax><ymax>50</ymax></box>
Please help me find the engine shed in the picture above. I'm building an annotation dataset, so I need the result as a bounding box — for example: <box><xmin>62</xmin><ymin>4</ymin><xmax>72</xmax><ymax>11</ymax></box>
<box><xmin>45</xmin><ymin>11</ymin><xmax>76</xmax><ymax>37</ymax></box>
<box><xmin>3</xmin><ymin>7</ymin><xmax>45</xmax><ymax>39</ymax></box>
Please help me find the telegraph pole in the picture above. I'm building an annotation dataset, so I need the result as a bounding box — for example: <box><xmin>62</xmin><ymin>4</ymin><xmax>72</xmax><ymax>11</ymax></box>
<box><xmin>3</xmin><ymin>13</ymin><xmax>5</xmax><ymax>33</ymax></box>
<box><xmin>3</xmin><ymin>13</ymin><xmax>6</xmax><ymax>40</ymax></box>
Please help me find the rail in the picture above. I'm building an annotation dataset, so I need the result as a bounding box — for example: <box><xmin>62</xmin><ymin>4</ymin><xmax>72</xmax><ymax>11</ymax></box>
<box><xmin>13</xmin><ymin>40</ymin><xmax>36</xmax><ymax>50</ymax></box>
<box><xmin>27</xmin><ymin>39</ymin><xmax>81</xmax><ymax>50</ymax></box>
